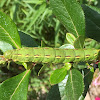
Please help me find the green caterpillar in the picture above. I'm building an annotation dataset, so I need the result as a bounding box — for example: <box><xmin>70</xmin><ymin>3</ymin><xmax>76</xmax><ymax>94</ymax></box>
<box><xmin>3</xmin><ymin>47</ymin><xmax>100</xmax><ymax>63</ymax></box>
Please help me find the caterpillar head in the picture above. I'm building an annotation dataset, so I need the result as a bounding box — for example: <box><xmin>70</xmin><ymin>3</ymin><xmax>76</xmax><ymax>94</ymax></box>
<box><xmin>4</xmin><ymin>50</ymin><xmax>13</xmax><ymax>59</ymax></box>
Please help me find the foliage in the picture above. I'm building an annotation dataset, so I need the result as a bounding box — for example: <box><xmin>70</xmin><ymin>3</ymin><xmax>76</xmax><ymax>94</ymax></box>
<box><xmin>0</xmin><ymin>0</ymin><xmax>67</xmax><ymax>47</ymax></box>
<box><xmin>0</xmin><ymin>0</ymin><xmax>100</xmax><ymax>100</ymax></box>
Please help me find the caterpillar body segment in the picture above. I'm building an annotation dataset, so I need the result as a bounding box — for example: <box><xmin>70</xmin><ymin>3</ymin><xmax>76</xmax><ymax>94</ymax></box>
<box><xmin>74</xmin><ymin>49</ymin><xmax>84</xmax><ymax>62</ymax></box>
<box><xmin>0</xmin><ymin>55</ymin><xmax>6</xmax><ymax>64</ymax></box>
<box><xmin>63</xmin><ymin>49</ymin><xmax>75</xmax><ymax>63</ymax></box>
<box><xmin>4</xmin><ymin>47</ymin><xmax>99</xmax><ymax>63</ymax></box>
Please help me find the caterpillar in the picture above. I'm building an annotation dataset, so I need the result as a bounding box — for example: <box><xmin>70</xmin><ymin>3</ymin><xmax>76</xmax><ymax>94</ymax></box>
<box><xmin>3</xmin><ymin>47</ymin><xmax>100</xmax><ymax>63</ymax></box>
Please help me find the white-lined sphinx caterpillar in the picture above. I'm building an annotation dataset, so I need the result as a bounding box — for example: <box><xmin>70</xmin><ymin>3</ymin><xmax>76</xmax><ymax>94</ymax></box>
<box><xmin>3</xmin><ymin>47</ymin><xmax>100</xmax><ymax>63</ymax></box>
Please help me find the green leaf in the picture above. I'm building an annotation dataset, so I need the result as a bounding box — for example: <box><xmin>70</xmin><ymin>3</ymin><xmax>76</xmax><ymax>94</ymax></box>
<box><xmin>0</xmin><ymin>10</ymin><xmax>21</xmax><ymax>49</ymax></box>
<box><xmin>63</xmin><ymin>63</ymin><xmax>72</xmax><ymax>70</ymax></box>
<box><xmin>23</xmin><ymin>0</ymin><xmax>43</xmax><ymax>4</ymax></box>
<box><xmin>58</xmin><ymin>69</ymin><xmax>84</xmax><ymax>100</ymax></box>
<box><xmin>0</xmin><ymin>41</ymin><xmax>13</xmax><ymax>52</ymax></box>
<box><xmin>97</xmin><ymin>1</ymin><xmax>100</xmax><ymax>8</ymax></box>
<box><xmin>46</xmin><ymin>84</ymin><xmax>61</xmax><ymax>100</ymax></box>
<box><xmin>83</xmin><ymin>69</ymin><xmax>93</xmax><ymax>97</ymax></box>
<box><xmin>0</xmin><ymin>69</ymin><xmax>31</xmax><ymax>100</ymax></box>
<box><xmin>18</xmin><ymin>31</ymin><xmax>37</xmax><ymax>47</ymax></box>
<box><xmin>50</xmin><ymin>0</ymin><xmax>85</xmax><ymax>37</ymax></box>
<box><xmin>65</xmin><ymin>69</ymin><xmax>84</xmax><ymax>100</ymax></box>
<box><xmin>38</xmin><ymin>64</ymin><xmax>47</xmax><ymax>76</ymax></box>
<box><xmin>79</xmin><ymin>95</ymin><xmax>84</xmax><ymax>100</ymax></box>
<box><xmin>50</xmin><ymin>67</ymin><xmax>67</xmax><ymax>85</ymax></box>
<box><xmin>60</xmin><ymin>44</ymin><xmax>74</xmax><ymax>49</ymax></box>
<box><xmin>66</xmin><ymin>33</ymin><xmax>76</xmax><ymax>45</ymax></box>
<box><xmin>58</xmin><ymin>75</ymin><xmax>69</xmax><ymax>100</ymax></box>
<box><xmin>82</xmin><ymin>5</ymin><xmax>100</xmax><ymax>42</ymax></box>
<box><xmin>73</xmin><ymin>62</ymin><xmax>87</xmax><ymax>69</ymax></box>
<box><xmin>98</xmin><ymin>63</ymin><xmax>100</xmax><ymax>70</ymax></box>
<box><xmin>86</xmin><ymin>5</ymin><xmax>100</xmax><ymax>13</ymax></box>
<box><xmin>74</xmin><ymin>36</ymin><xmax>85</xmax><ymax>49</ymax></box>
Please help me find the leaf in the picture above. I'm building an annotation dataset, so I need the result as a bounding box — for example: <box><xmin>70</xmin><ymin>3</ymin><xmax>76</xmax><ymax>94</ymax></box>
<box><xmin>98</xmin><ymin>63</ymin><xmax>100</xmax><ymax>70</ymax></box>
<box><xmin>0</xmin><ymin>41</ymin><xmax>13</xmax><ymax>52</ymax></box>
<box><xmin>58</xmin><ymin>69</ymin><xmax>84</xmax><ymax>100</ymax></box>
<box><xmin>50</xmin><ymin>67</ymin><xmax>67</xmax><ymax>85</ymax></box>
<box><xmin>0</xmin><ymin>69</ymin><xmax>31</xmax><ymax>100</ymax></box>
<box><xmin>66</xmin><ymin>33</ymin><xmax>76</xmax><ymax>46</ymax></box>
<box><xmin>73</xmin><ymin>62</ymin><xmax>87</xmax><ymax>69</ymax></box>
<box><xmin>63</xmin><ymin>63</ymin><xmax>72</xmax><ymax>70</ymax></box>
<box><xmin>60</xmin><ymin>44</ymin><xmax>74</xmax><ymax>49</ymax></box>
<box><xmin>97</xmin><ymin>1</ymin><xmax>100</xmax><ymax>8</ymax></box>
<box><xmin>37</xmin><ymin>63</ymin><xmax>50</xmax><ymax>76</ymax></box>
<box><xmin>50</xmin><ymin>0</ymin><xmax>85</xmax><ymax>37</ymax></box>
<box><xmin>66</xmin><ymin>69</ymin><xmax>84</xmax><ymax>100</ymax></box>
<box><xmin>74</xmin><ymin>36</ymin><xmax>85</xmax><ymax>49</ymax></box>
<box><xmin>79</xmin><ymin>95</ymin><xmax>84</xmax><ymax>100</ymax></box>
<box><xmin>23</xmin><ymin>0</ymin><xmax>43</xmax><ymax>4</ymax></box>
<box><xmin>82</xmin><ymin>5</ymin><xmax>100</xmax><ymax>42</ymax></box>
<box><xmin>86</xmin><ymin>5</ymin><xmax>100</xmax><ymax>13</ymax></box>
<box><xmin>0</xmin><ymin>10</ymin><xmax>21</xmax><ymax>49</ymax></box>
<box><xmin>46</xmin><ymin>84</ymin><xmax>61</xmax><ymax>100</ymax></box>
<box><xmin>58</xmin><ymin>75</ymin><xmax>69</xmax><ymax>100</ymax></box>
<box><xmin>83</xmin><ymin>69</ymin><xmax>93</xmax><ymax>96</ymax></box>
<box><xmin>18</xmin><ymin>31</ymin><xmax>37</xmax><ymax>47</ymax></box>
